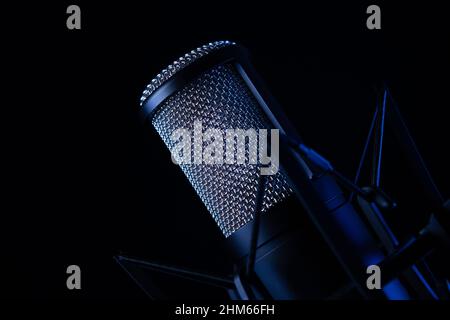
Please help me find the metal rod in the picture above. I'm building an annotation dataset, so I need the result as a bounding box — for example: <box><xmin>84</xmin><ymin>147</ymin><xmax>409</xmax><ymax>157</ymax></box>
<box><xmin>378</xmin><ymin>231</ymin><xmax>435</xmax><ymax>286</ymax></box>
<box><xmin>350</xmin><ymin>106</ymin><xmax>379</xmax><ymax>202</ymax></box>
<box><xmin>374</xmin><ymin>89</ymin><xmax>387</xmax><ymax>187</ymax></box>
<box><xmin>115</xmin><ymin>255</ymin><xmax>234</xmax><ymax>289</ymax></box>
<box><xmin>371</xmin><ymin>89</ymin><xmax>387</xmax><ymax>187</ymax></box>
<box><xmin>246</xmin><ymin>174</ymin><xmax>266</xmax><ymax>277</ymax></box>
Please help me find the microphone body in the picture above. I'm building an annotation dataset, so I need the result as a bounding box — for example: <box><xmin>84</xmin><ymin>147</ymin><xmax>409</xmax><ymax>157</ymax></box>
<box><xmin>140</xmin><ymin>41</ymin><xmax>410</xmax><ymax>299</ymax></box>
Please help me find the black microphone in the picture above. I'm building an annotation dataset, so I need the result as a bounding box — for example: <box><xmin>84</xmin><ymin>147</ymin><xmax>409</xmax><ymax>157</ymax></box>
<box><xmin>139</xmin><ymin>41</ymin><xmax>411</xmax><ymax>299</ymax></box>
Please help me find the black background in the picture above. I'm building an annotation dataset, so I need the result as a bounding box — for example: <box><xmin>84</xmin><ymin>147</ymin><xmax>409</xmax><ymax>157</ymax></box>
<box><xmin>4</xmin><ymin>1</ymin><xmax>449</xmax><ymax>299</ymax></box>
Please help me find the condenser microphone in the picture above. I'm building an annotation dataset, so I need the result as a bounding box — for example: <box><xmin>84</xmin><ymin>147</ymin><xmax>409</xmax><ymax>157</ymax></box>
<box><xmin>139</xmin><ymin>41</ymin><xmax>411</xmax><ymax>299</ymax></box>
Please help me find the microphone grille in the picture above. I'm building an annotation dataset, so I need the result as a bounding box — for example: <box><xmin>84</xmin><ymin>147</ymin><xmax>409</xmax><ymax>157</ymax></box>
<box><xmin>150</xmin><ymin>60</ymin><xmax>292</xmax><ymax>237</ymax></box>
<box><xmin>140</xmin><ymin>41</ymin><xmax>236</xmax><ymax>107</ymax></box>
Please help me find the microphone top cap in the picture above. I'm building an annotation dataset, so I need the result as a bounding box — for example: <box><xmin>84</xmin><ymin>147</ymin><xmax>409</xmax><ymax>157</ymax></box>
<box><xmin>139</xmin><ymin>40</ymin><xmax>237</xmax><ymax>107</ymax></box>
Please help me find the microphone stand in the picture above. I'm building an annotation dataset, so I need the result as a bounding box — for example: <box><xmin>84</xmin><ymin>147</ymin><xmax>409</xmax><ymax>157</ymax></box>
<box><xmin>291</xmin><ymin>87</ymin><xmax>449</xmax><ymax>299</ymax></box>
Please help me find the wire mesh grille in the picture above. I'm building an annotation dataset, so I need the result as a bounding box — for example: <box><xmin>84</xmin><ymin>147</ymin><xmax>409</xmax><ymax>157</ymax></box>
<box><xmin>151</xmin><ymin>63</ymin><xmax>292</xmax><ymax>237</ymax></box>
<box><xmin>140</xmin><ymin>41</ymin><xmax>236</xmax><ymax>106</ymax></box>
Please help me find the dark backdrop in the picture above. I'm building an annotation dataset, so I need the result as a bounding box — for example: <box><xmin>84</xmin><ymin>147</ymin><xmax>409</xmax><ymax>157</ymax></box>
<box><xmin>4</xmin><ymin>1</ymin><xmax>449</xmax><ymax>299</ymax></box>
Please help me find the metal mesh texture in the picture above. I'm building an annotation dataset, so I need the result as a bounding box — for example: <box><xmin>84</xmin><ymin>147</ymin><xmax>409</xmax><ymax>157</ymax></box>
<box><xmin>151</xmin><ymin>63</ymin><xmax>292</xmax><ymax>237</ymax></box>
<box><xmin>140</xmin><ymin>41</ymin><xmax>236</xmax><ymax>106</ymax></box>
